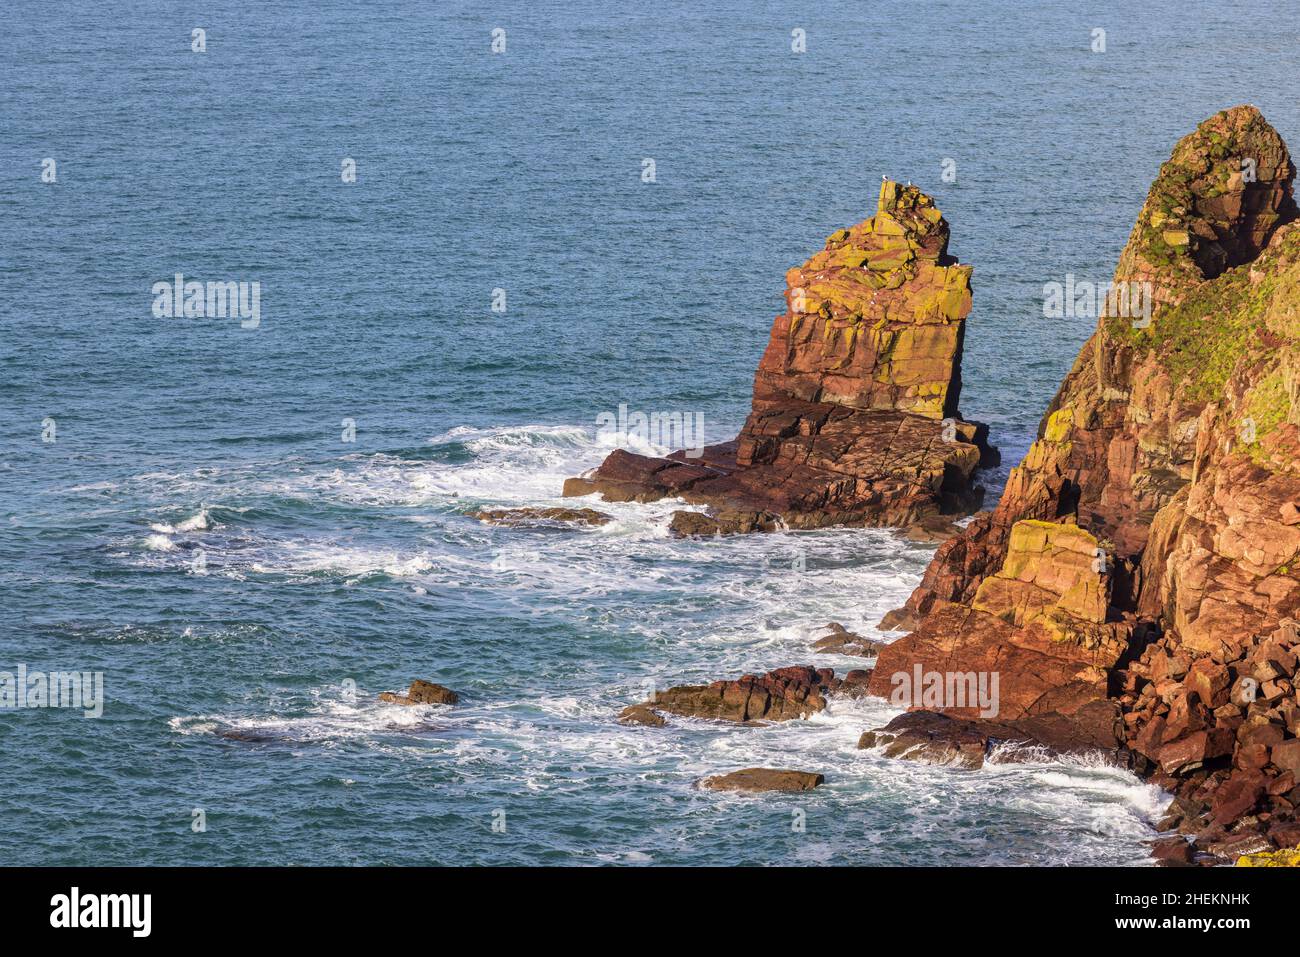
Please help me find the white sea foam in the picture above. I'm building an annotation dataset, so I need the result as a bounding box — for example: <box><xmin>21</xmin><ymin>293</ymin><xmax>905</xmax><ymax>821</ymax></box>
<box><xmin>143</xmin><ymin>533</ymin><xmax>176</xmax><ymax>552</ymax></box>
<box><xmin>149</xmin><ymin>506</ymin><xmax>212</xmax><ymax>534</ymax></box>
<box><xmin>140</xmin><ymin>420</ymin><xmax>1165</xmax><ymax>864</ymax></box>
<box><xmin>170</xmin><ymin>693</ymin><xmax>448</xmax><ymax>745</ymax></box>
<box><xmin>249</xmin><ymin>544</ymin><xmax>435</xmax><ymax>579</ymax></box>
<box><xmin>291</xmin><ymin>424</ymin><xmax>624</xmax><ymax>508</ymax></box>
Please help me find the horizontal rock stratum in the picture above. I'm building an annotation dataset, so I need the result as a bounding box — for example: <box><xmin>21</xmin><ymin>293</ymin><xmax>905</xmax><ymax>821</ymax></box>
<box><xmin>871</xmin><ymin>105</ymin><xmax>1300</xmax><ymax>864</ymax></box>
<box><xmin>564</xmin><ymin>180</ymin><xmax>998</xmax><ymax>534</ymax></box>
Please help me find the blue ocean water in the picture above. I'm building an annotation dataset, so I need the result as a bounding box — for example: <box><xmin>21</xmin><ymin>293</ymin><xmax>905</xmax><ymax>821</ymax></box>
<box><xmin>1</xmin><ymin>0</ymin><xmax>1296</xmax><ymax>866</ymax></box>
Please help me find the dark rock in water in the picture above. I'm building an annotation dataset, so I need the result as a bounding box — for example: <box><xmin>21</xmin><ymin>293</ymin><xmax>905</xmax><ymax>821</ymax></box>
<box><xmin>700</xmin><ymin>768</ymin><xmax>825</xmax><ymax>792</ymax></box>
<box><xmin>617</xmin><ymin>704</ymin><xmax>665</xmax><ymax>727</ymax></box>
<box><xmin>835</xmin><ymin>669</ymin><xmax>875</xmax><ymax>697</ymax></box>
<box><xmin>218</xmin><ymin>728</ymin><xmax>289</xmax><ymax>744</ymax></box>
<box><xmin>857</xmin><ymin>701</ymin><xmax>1126</xmax><ymax>770</ymax></box>
<box><xmin>384</xmin><ymin>720</ymin><xmax>445</xmax><ymax>736</ymax></box>
<box><xmin>564</xmin><ymin>181</ymin><xmax>996</xmax><ymax>533</ymax></box>
<box><xmin>668</xmin><ymin>509</ymin><xmax>780</xmax><ymax>538</ymax></box>
<box><xmin>812</xmin><ymin>622</ymin><xmax>885</xmax><ymax>658</ymax></box>
<box><xmin>380</xmin><ymin>679</ymin><xmax>459</xmax><ymax>706</ymax></box>
<box><xmin>621</xmin><ymin>665</ymin><xmax>869</xmax><ymax>725</ymax></box>
<box><xmin>469</xmin><ymin>506</ymin><xmax>611</xmax><ymax>527</ymax></box>
<box><xmin>858</xmin><ymin>713</ymin><xmax>992</xmax><ymax>769</ymax></box>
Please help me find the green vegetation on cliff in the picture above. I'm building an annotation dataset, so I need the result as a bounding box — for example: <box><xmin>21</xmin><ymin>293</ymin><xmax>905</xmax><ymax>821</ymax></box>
<box><xmin>1109</xmin><ymin>226</ymin><xmax>1300</xmax><ymax>412</ymax></box>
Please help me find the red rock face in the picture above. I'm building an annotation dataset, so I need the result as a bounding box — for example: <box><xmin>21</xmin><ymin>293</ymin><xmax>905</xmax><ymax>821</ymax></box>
<box><xmin>869</xmin><ymin>521</ymin><xmax>1133</xmax><ymax>721</ymax></box>
<box><xmin>889</xmin><ymin>105</ymin><xmax>1299</xmax><ymax>628</ymax></box>
<box><xmin>565</xmin><ymin>180</ymin><xmax>997</xmax><ymax>533</ymax></box>
<box><xmin>872</xmin><ymin>105</ymin><xmax>1300</xmax><ymax>861</ymax></box>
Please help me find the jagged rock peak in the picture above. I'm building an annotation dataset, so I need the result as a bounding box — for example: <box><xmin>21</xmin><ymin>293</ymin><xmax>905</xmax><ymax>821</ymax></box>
<box><xmin>1117</xmin><ymin>105</ymin><xmax>1296</xmax><ymax>296</ymax></box>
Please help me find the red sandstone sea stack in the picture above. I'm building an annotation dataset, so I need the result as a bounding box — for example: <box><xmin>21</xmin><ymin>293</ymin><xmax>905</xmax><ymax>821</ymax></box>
<box><xmin>564</xmin><ymin>179</ymin><xmax>998</xmax><ymax>535</ymax></box>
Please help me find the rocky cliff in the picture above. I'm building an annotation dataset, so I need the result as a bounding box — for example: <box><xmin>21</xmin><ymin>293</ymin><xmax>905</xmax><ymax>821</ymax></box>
<box><xmin>564</xmin><ymin>180</ymin><xmax>998</xmax><ymax>534</ymax></box>
<box><xmin>870</xmin><ymin>105</ymin><xmax>1300</xmax><ymax>863</ymax></box>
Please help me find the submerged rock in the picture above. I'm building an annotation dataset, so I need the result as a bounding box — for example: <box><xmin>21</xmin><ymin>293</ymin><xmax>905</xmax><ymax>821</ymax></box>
<box><xmin>219</xmin><ymin>728</ymin><xmax>290</xmax><ymax>744</ymax></box>
<box><xmin>699</xmin><ymin>768</ymin><xmax>825</xmax><ymax>792</ymax></box>
<box><xmin>565</xmin><ymin>180</ymin><xmax>997</xmax><ymax>532</ymax></box>
<box><xmin>811</xmin><ymin>622</ymin><xmax>885</xmax><ymax>658</ymax></box>
<box><xmin>469</xmin><ymin>506</ymin><xmax>611</xmax><ymax>527</ymax></box>
<box><xmin>617</xmin><ymin>704</ymin><xmax>665</xmax><ymax>727</ymax></box>
<box><xmin>379</xmin><ymin>679</ymin><xmax>459</xmax><ymax>706</ymax></box>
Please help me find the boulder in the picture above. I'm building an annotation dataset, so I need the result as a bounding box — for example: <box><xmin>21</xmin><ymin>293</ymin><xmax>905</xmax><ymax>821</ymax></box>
<box><xmin>1210</xmin><ymin>771</ymin><xmax>1267</xmax><ymax>825</ymax></box>
<box><xmin>1185</xmin><ymin>659</ymin><xmax>1231</xmax><ymax>708</ymax></box>
<box><xmin>668</xmin><ymin>509</ymin><xmax>779</xmax><ymax>537</ymax></box>
<box><xmin>617</xmin><ymin>704</ymin><xmax>665</xmax><ymax>727</ymax></box>
<box><xmin>1151</xmin><ymin>837</ymin><xmax>1195</xmax><ymax>865</ymax></box>
<box><xmin>379</xmin><ymin>679</ymin><xmax>459</xmax><ymax>706</ymax></box>
<box><xmin>1271</xmin><ymin>738</ymin><xmax>1300</xmax><ymax>776</ymax></box>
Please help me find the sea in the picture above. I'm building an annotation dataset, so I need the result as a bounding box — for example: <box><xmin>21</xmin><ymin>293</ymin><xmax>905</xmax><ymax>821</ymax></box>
<box><xmin>1</xmin><ymin>0</ymin><xmax>1297</xmax><ymax>865</ymax></box>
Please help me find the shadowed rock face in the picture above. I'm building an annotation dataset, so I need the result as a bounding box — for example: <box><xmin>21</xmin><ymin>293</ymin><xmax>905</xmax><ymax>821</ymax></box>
<box><xmin>565</xmin><ymin>180</ymin><xmax>997</xmax><ymax>533</ymax></box>
<box><xmin>871</xmin><ymin>106</ymin><xmax>1300</xmax><ymax>860</ymax></box>
<box><xmin>857</xmin><ymin>701</ymin><xmax>1125</xmax><ymax>770</ymax></box>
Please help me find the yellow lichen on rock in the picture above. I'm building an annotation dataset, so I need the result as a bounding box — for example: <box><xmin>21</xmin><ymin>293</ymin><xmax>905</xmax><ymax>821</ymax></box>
<box><xmin>1044</xmin><ymin>407</ymin><xmax>1074</xmax><ymax>443</ymax></box>
<box><xmin>759</xmin><ymin>180</ymin><xmax>971</xmax><ymax>421</ymax></box>
<box><xmin>1237</xmin><ymin>848</ymin><xmax>1300</xmax><ymax>866</ymax></box>
<box><xmin>972</xmin><ymin>520</ymin><xmax>1111</xmax><ymax>638</ymax></box>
